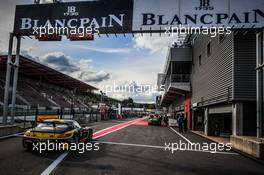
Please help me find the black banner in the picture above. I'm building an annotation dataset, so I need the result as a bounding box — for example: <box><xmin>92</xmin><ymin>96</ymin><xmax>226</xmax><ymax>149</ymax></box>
<box><xmin>13</xmin><ymin>0</ymin><xmax>133</xmax><ymax>35</ymax></box>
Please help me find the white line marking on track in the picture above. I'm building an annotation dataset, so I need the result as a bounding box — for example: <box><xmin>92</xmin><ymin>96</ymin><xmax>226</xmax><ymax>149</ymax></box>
<box><xmin>40</xmin><ymin>151</ymin><xmax>69</xmax><ymax>175</ymax></box>
<box><xmin>95</xmin><ymin>141</ymin><xmax>166</xmax><ymax>149</ymax></box>
<box><xmin>169</xmin><ymin>127</ymin><xmax>238</xmax><ymax>155</ymax></box>
<box><xmin>169</xmin><ymin>127</ymin><xmax>192</xmax><ymax>144</ymax></box>
<box><xmin>94</xmin><ymin>141</ymin><xmax>239</xmax><ymax>155</ymax></box>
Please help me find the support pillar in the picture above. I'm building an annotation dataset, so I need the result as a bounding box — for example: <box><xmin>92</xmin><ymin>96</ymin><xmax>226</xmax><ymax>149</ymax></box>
<box><xmin>204</xmin><ymin>107</ymin><xmax>209</xmax><ymax>135</ymax></box>
<box><xmin>3</xmin><ymin>33</ymin><xmax>14</xmax><ymax>125</ymax></box>
<box><xmin>232</xmin><ymin>102</ymin><xmax>243</xmax><ymax>136</ymax></box>
<box><xmin>256</xmin><ymin>31</ymin><xmax>264</xmax><ymax>138</ymax></box>
<box><xmin>191</xmin><ymin>109</ymin><xmax>195</xmax><ymax>130</ymax></box>
<box><xmin>10</xmin><ymin>36</ymin><xmax>21</xmax><ymax>124</ymax></box>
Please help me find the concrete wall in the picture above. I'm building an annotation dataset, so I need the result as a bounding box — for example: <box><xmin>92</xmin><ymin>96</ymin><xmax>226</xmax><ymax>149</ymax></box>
<box><xmin>0</xmin><ymin>125</ymin><xmax>21</xmax><ymax>137</ymax></box>
<box><xmin>231</xmin><ymin>136</ymin><xmax>264</xmax><ymax>159</ymax></box>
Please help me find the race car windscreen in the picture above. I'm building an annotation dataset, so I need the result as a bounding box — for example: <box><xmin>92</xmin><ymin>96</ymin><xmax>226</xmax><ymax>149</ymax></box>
<box><xmin>34</xmin><ymin>122</ymin><xmax>69</xmax><ymax>133</ymax></box>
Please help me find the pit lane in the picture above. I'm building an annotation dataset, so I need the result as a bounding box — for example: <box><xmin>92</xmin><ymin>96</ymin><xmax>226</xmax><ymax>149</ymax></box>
<box><xmin>0</xmin><ymin>117</ymin><xmax>264</xmax><ymax>175</ymax></box>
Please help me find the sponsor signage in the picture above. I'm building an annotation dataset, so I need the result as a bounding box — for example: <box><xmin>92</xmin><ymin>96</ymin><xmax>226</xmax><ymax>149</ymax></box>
<box><xmin>13</xmin><ymin>0</ymin><xmax>264</xmax><ymax>36</ymax></box>
<box><xmin>132</xmin><ymin>0</ymin><xmax>264</xmax><ymax>31</ymax></box>
<box><xmin>67</xmin><ymin>33</ymin><xmax>94</xmax><ymax>41</ymax></box>
<box><xmin>35</xmin><ymin>33</ymin><xmax>62</xmax><ymax>41</ymax></box>
<box><xmin>14</xmin><ymin>0</ymin><xmax>133</xmax><ymax>35</ymax></box>
<box><xmin>168</xmin><ymin>118</ymin><xmax>178</xmax><ymax>127</ymax></box>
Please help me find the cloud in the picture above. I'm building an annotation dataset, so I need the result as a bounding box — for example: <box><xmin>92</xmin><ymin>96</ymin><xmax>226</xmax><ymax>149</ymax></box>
<box><xmin>79</xmin><ymin>70</ymin><xmax>110</xmax><ymax>83</ymax></box>
<box><xmin>71</xmin><ymin>45</ymin><xmax>131</xmax><ymax>54</ymax></box>
<box><xmin>39</xmin><ymin>52</ymin><xmax>110</xmax><ymax>83</ymax></box>
<box><xmin>21</xmin><ymin>47</ymin><xmax>40</xmax><ymax>61</ymax></box>
<box><xmin>0</xmin><ymin>43</ymin><xmax>110</xmax><ymax>84</ymax></box>
<box><xmin>133</xmin><ymin>34</ymin><xmax>180</xmax><ymax>55</ymax></box>
<box><xmin>74</xmin><ymin>58</ymin><xmax>110</xmax><ymax>83</ymax></box>
<box><xmin>41</xmin><ymin>52</ymin><xmax>80</xmax><ymax>73</ymax></box>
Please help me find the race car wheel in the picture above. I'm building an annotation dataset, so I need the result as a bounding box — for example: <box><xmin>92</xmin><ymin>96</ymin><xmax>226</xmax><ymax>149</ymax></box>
<box><xmin>88</xmin><ymin>129</ymin><xmax>93</xmax><ymax>141</ymax></box>
<box><xmin>22</xmin><ymin>139</ymin><xmax>32</xmax><ymax>151</ymax></box>
<box><xmin>72</xmin><ymin>135</ymin><xmax>79</xmax><ymax>145</ymax></box>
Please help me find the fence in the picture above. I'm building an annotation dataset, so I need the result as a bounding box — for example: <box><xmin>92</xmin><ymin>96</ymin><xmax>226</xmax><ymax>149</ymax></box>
<box><xmin>0</xmin><ymin>107</ymin><xmax>101</xmax><ymax>129</ymax></box>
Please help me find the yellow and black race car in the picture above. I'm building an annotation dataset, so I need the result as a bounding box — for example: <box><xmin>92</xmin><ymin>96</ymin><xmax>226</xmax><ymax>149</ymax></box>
<box><xmin>22</xmin><ymin>119</ymin><xmax>93</xmax><ymax>150</ymax></box>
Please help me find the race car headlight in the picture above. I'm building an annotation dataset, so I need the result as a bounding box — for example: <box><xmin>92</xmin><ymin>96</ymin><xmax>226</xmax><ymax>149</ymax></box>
<box><xmin>24</xmin><ymin>131</ymin><xmax>31</xmax><ymax>137</ymax></box>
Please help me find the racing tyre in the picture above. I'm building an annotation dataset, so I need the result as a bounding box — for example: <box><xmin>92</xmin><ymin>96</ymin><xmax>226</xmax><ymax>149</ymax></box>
<box><xmin>22</xmin><ymin>139</ymin><xmax>32</xmax><ymax>151</ymax></box>
<box><xmin>88</xmin><ymin>129</ymin><xmax>93</xmax><ymax>142</ymax></box>
<box><xmin>72</xmin><ymin>135</ymin><xmax>79</xmax><ymax>145</ymax></box>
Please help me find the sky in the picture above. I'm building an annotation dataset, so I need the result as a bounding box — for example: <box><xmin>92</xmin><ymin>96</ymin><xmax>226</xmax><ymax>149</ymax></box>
<box><xmin>0</xmin><ymin>0</ymin><xmax>179</xmax><ymax>103</ymax></box>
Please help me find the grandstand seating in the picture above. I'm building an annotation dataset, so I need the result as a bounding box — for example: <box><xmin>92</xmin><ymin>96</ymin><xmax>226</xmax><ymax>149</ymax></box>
<box><xmin>17</xmin><ymin>80</ymin><xmax>55</xmax><ymax>107</ymax></box>
<box><xmin>0</xmin><ymin>75</ymin><xmax>96</xmax><ymax>109</ymax></box>
<box><xmin>0</xmin><ymin>79</ymin><xmax>26</xmax><ymax>106</ymax></box>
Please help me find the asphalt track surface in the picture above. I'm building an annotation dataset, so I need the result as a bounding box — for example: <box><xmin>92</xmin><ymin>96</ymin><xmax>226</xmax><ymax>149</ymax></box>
<box><xmin>0</xmin><ymin>117</ymin><xmax>264</xmax><ymax>175</ymax></box>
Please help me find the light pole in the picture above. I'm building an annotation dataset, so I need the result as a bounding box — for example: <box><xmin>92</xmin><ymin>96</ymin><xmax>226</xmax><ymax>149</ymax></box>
<box><xmin>100</xmin><ymin>91</ymin><xmax>106</xmax><ymax>103</ymax></box>
<box><xmin>100</xmin><ymin>90</ymin><xmax>103</xmax><ymax>103</ymax></box>
<box><xmin>71</xmin><ymin>87</ymin><xmax>77</xmax><ymax>119</ymax></box>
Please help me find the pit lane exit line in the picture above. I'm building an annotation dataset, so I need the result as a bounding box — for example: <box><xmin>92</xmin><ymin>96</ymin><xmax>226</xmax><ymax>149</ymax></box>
<box><xmin>92</xmin><ymin>117</ymin><xmax>146</xmax><ymax>139</ymax></box>
<box><xmin>169</xmin><ymin>127</ymin><xmax>192</xmax><ymax>144</ymax></box>
<box><xmin>40</xmin><ymin>118</ymin><xmax>145</xmax><ymax>175</ymax></box>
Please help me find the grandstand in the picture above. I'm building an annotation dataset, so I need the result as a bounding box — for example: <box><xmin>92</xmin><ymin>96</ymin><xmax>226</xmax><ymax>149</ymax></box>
<box><xmin>0</xmin><ymin>55</ymin><xmax>98</xmax><ymax>110</ymax></box>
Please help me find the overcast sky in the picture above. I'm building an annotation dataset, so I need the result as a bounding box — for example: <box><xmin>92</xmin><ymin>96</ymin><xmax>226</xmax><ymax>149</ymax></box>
<box><xmin>0</xmin><ymin>0</ymin><xmax>179</xmax><ymax>103</ymax></box>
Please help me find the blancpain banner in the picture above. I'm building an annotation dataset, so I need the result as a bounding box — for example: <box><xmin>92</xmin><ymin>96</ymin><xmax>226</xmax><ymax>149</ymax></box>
<box><xmin>14</xmin><ymin>0</ymin><xmax>133</xmax><ymax>35</ymax></box>
<box><xmin>13</xmin><ymin>0</ymin><xmax>264</xmax><ymax>35</ymax></box>
<box><xmin>132</xmin><ymin>0</ymin><xmax>264</xmax><ymax>31</ymax></box>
